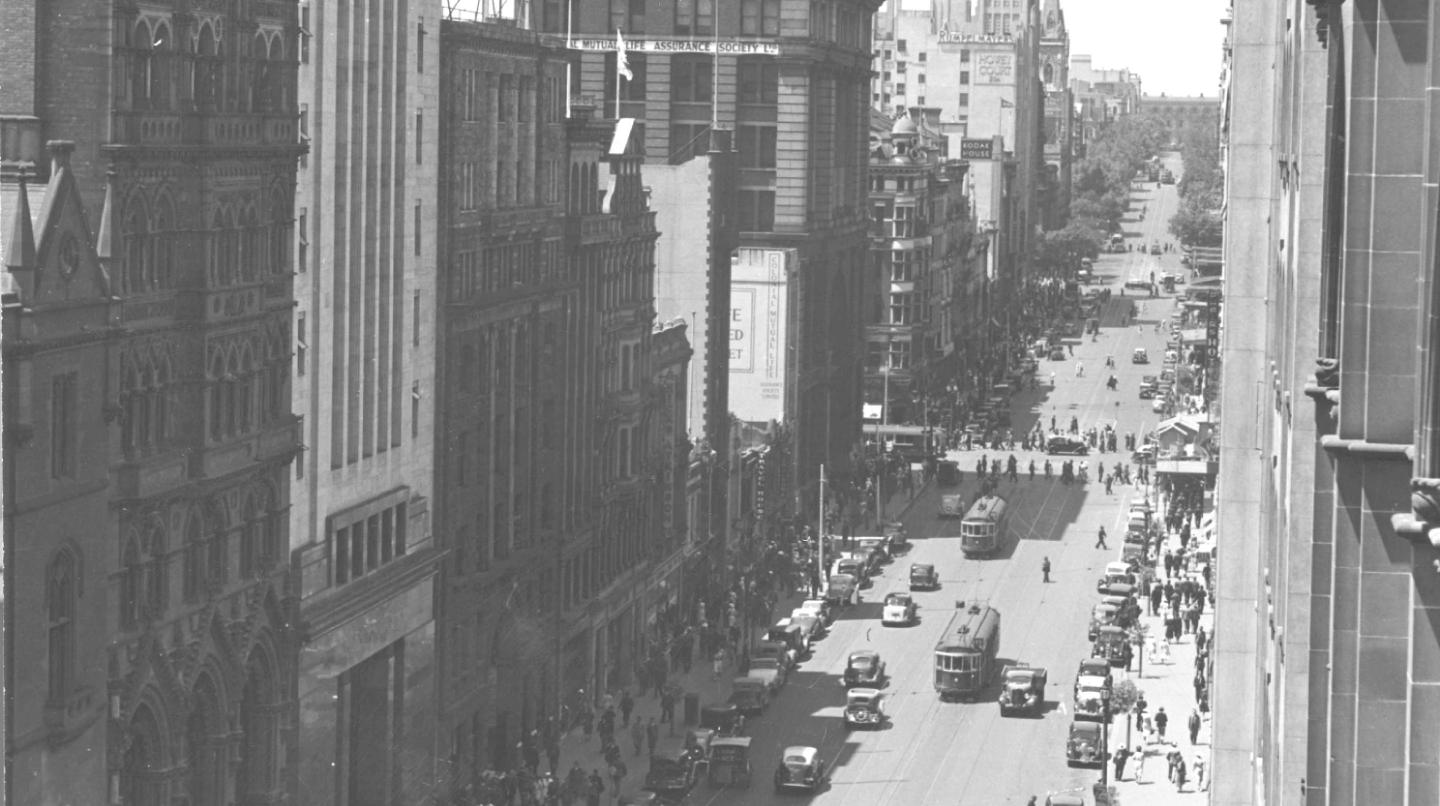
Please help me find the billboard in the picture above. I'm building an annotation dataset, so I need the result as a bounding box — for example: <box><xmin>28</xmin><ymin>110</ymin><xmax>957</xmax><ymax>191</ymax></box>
<box><xmin>960</xmin><ymin>138</ymin><xmax>996</xmax><ymax>160</ymax></box>
<box><xmin>976</xmin><ymin>53</ymin><xmax>1015</xmax><ymax>84</ymax></box>
<box><xmin>729</xmin><ymin>248</ymin><xmax>793</xmax><ymax>422</ymax></box>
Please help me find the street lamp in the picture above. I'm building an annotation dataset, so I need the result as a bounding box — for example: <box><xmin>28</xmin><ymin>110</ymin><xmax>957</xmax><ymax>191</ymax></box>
<box><xmin>875</xmin><ymin>365</ymin><xmax>891</xmax><ymax>522</ymax></box>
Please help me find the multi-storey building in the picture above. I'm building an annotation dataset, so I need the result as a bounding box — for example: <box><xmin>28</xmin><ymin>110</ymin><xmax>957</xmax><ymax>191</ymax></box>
<box><xmin>1139</xmin><ymin>94</ymin><xmax>1218</xmax><ymax>145</ymax></box>
<box><xmin>1036</xmin><ymin>0</ymin><xmax>1071</xmax><ymax>227</ymax></box>
<box><xmin>289</xmin><ymin>0</ymin><xmax>441</xmax><ymax>800</ymax></box>
<box><xmin>863</xmin><ymin>109</ymin><xmax>971</xmax><ymax>430</ymax></box>
<box><xmin>561</xmin><ymin>0</ymin><xmax>878</xmax><ymax>514</ymax></box>
<box><xmin>2</xmin><ymin>0</ymin><xmax>305</xmax><ymax>801</ymax></box>
<box><xmin>434</xmin><ymin>17</ymin><xmax>574</xmax><ymax>782</ymax></box>
<box><xmin>1214</xmin><ymin>0</ymin><xmax>1440</xmax><ymax>805</ymax></box>
<box><xmin>1068</xmin><ymin>55</ymin><xmax>1142</xmax><ymax>144</ymax></box>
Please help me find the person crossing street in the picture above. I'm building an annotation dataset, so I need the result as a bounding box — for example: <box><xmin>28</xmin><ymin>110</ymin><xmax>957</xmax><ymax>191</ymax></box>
<box><xmin>1096</xmin><ymin>526</ymin><xmax>1109</xmax><ymax>549</ymax></box>
<box><xmin>1042</xmin><ymin>556</ymin><xmax>1052</xmax><ymax>583</ymax></box>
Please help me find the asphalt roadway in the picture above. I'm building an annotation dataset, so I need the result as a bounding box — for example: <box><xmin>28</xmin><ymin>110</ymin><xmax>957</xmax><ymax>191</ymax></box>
<box><xmin>671</xmin><ymin>164</ymin><xmax>1192</xmax><ymax>806</ymax></box>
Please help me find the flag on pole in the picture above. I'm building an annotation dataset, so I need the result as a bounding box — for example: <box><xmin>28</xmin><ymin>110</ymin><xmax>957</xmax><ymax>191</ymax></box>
<box><xmin>1001</xmin><ymin>98</ymin><xmax>1015</xmax><ymax>108</ymax></box>
<box><xmin>616</xmin><ymin>29</ymin><xmax>633</xmax><ymax>80</ymax></box>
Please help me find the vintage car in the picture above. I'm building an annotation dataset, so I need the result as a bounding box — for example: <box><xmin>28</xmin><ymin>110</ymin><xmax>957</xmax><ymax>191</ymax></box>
<box><xmin>699</xmin><ymin>704</ymin><xmax>745</xmax><ymax>737</ymax></box>
<box><xmin>682</xmin><ymin>728</ymin><xmax>716</xmax><ymax>765</ymax></box>
<box><xmin>764</xmin><ymin>622</ymin><xmax>810</xmax><ymax>658</ymax></box>
<box><xmin>1075</xmin><ymin>658</ymin><xmax>1114</xmax><ymax>693</ymax></box>
<box><xmin>881</xmin><ymin>592</ymin><xmax>918</xmax><ymax>626</ymax></box>
<box><xmin>773</xmin><ymin>746</ymin><xmax>826</xmax><ymax>792</ymax></box>
<box><xmin>937</xmin><ymin>460</ymin><xmax>961</xmax><ymax>486</ymax></box>
<box><xmin>644</xmin><ymin>746</ymin><xmax>700</xmax><ymax>795</ymax></box>
<box><xmin>648</xmin><ymin>748</ymin><xmax>702</xmax><ymax>794</ymax></box>
<box><xmin>1152</xmin><ymin>398</ymin><xmax>1168</xmax><ymax>413</ymax></box>
<box><xmin>1074</xmin><ymin>675</ymin><xmax>1112</xmax><ymax>722</ymax></box>
<box><xmin>1088</xmin><ymin>603</ymin><xmax>1123</xmax><ymax>641</ymax></box>
<box><xmin>1132</xmin><ymin>347</ymin><xmax>1149</xmax><ymax>364</ymax></box>
<box><xmin>997</xmin><ymin>665</ymin><xmax>1048</xmax><ymax>716</ymax></box>
<box><xmin>939</xmin><ymin>493</ymin><xmax>966</xmax><ymax>518</ymax></box>
<box><xmin>753</xmin><ymin>640</ymin><xmax>798</xmax><ymax>673</ymax></box>
<box><xmin>1093</xmin><ymin>625</ymin><xmax>1133</xmax><ymax>668</ymax></box>
<box><xmin>825</xmin><ymin>573</ymin><xmax>857</xmax><ymax>607</ymax></box>
<box><xmin>728</xmin><ymin>677</ymin><xmax>771</xmax><ymax>715</ymax></box>
<box><xmin>747</xmin><ymin>658</ymin><xmax>788</xmax><ymax>693</ymax></box>
<box><xmin>1149</xmin><ymin>241</ymin><xmax>1162</xmax><ymax>254</ymax></box>
<box><xmin>1102</xmin><ymin>581</ymin><xmax>1137</xmax><ymax>603</ymax></box>
<box><xmin>795</xmin><ymin>599</ymin><xmax>832</xmax><ymax>626</ymax></box>
<box><xmin>1066</xmin><ymin>721</ymin><xmax>1107</xmax><ymax>767</ymax></box>
<box><xmin>1132</xmin><ymin>445</ymin><xmax>1156</xmax><ymax>465</ymax></box>
<box><xmin>843</xmin><ymin>649</ymin><xmax>886</xmax><ymax>688</ymax></box>
<box><xmin>829</xmin><ymin>557</ymin><xmax>867</xmax><ymax>587</ymax></box>
<box><xmin>1050</xmin><ymin>346</ymin><xmax>1067</xmax><ymax>361</ymax></box>
<box><xmin>1138</xmin><ymin>375</ymin><xmax>1160</xmax><ymax>398</ymax></box>
<box><xmin>706</xmin><ymin>736</ymin><xmax>752</xmax><ymax>787</ymax></box>
<box><xmin>1045</xmin><ymin>796</ymin><xmax>1087</xmax><ymax>806</ymax></box>
<box><xmin>1124</xmin><ymin>277</ymin><xmax>1151</xmax><ymax>291</ymax></box>
<box><xmin>1046</xmin><ymin>434</ymin><xmax>1090</xmax><ymax>456</ymax></box>
<box><xmin>843</xmin><ymin>688</ymin><xmax>886</xmax><ymax>729</ymax></box>
<box><xmin>847</xmin><ymin>548</ymin><xmax>883</xmax><ymax>579</ymax></box>
<box><xmin>881</xmin><ymin>521</ymin><xmax>909</xmax><ymax>552</ymax></box>
<box><xmin>855</xmin><ymin>537</ymin><xmax>891</xmax><ymax>565</ymax></box>
<box><xmin>909</xmin><ymin>563</ymin><xmax>939</xmax><ymax>591</ymax></box>
<box><xmin>1096</xmin><ymin>561</ymin><xmax>1139</xmax><ymax>593</ymax></box>
<box><xmin>788</xmin><ymin>613</ymin><xmax>824</xmax><ymax>643</ymax></box>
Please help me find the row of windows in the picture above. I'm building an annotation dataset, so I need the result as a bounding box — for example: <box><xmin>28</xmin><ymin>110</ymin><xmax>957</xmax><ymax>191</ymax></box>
<box><xmin>206</xmin><ymin>353</ymin><xmax>290</xmax><ymax>444</ymax></box>
<box><xmin>121</xmin><ymin>197</ymin><xmax>292</xmax><ymax>295</ymax></box>
<box><xmin>121</xmin><ymin>19</ymin><xmax>292</xmax><ymax>116</ymax></box>
<box><xmin>332</xmin><ymin>502</ymin><xmax>408</xmax><ymax>587</ymax></box>
<box><xmin>448</xmin><ymin>240</ymin><xmax>561</xmax><ymax>302</ymax></box>
<box><xmin>454</xmin><ymin>159</ymin><xmax>562</xmax><ymax>213</ymax></box>
<box><xmin>866</xmin><ymin>339</ymin><xmax>913</xmax><ymax>369</ymax></box>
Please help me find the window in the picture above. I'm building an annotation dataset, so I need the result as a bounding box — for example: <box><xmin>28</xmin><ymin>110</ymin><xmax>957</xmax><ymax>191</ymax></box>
<box><xmin>889</xmin><ymin>292</ymin><xmax>916</xmax><ymax>324</ymax></box>
<box><xmin>960</xmin><ymin>71</ymin><xmax>970</xmax><ymax>84</ymax></box>
<box><xmin>297</xmin><ymin>313</ymin><xmax>307</xmax><ymax>375</ymax></box>
<box><xmin>918</xmin><ymin>52</ymin><xmax>927</xmax><ymax>62</ymax></box>
<box><xmin>887</xmin><ymin>339</ymin><xmax>912</xmax><ymax>369</ymax></box>
<box><xmin>673</xmin><ymin>0</ymin><xmax>714</xmax><ymax>35</ymax></box>
<box><xmin>960</xmin><ymin>48</ymin><xmax>971</xmax><ymax>62</ymax></box>
<box><xmin>891</xmin><ymin>205</ymin><xmax>915</xmax><ymax>238</ymax></box>
<box><xmin>960</xmin><ymin>93</ymin><xmax>969</xmax><ymax>107</ymax></box>
<box><xmin>889</xmin><ymin>251</ymin><xmax>916</xmax><ymax>282</ymax></box>
<box><xmin>605</xmin><ymin>53</ymin><xmax>646</xmax><ymax>103</ymax></box>
<box><xmin>670</xmin><ymin>123</ymin><xmax>709</xmax><ymax>154</ymax></box>
<box><xmin>611</xmin><ymin>0</ymin><xmax>645</xmax><ymax>31</ymax></box>
<box><xmin>418</xmin><ymin>20</ymin><xmax>425</xmax><ymax>72</ymax></box>
<box><xmin>672</xmin><ymin>58</ymin><xmax>712</xmax><ymax>103</ymax></box>
<box><xmin>737</xmin><ymin>190</ymin><xmax>775</xmax><ymax>231</ymax></box>
<box><xmin>918</xmin><ymin>96</ymin><xmax>925</xmax><ymax>105</ymax></box>
<box><xmin>415</xmin><ymin>202</ymin><xmax>422</xmax><ymax>256</ymax></box>
<box><xmin>47</xmin><ymin>550</ymin><xmax>77</xmax><ymax>701</ymax></box>
<box><xmin>918</xmin><ymin>74</ymin><xmax>925</xmax><ymax>84</ymax></box>
<box><xmin>737</xmin><ymin>125</ymin><xmax>777</xmax><ymax>169</ymax></box>
<box><xmin>414</xmin><ymin>293</ymin><xmax>421</xmax><ymax>347</ymax></box>
<box><xmin>897</xmin><ymin>39</ymin><xmax>907</xmax><ymax>52</ymax></box>
<box><xmin>416</xmin><ymin>110</ymin><xmax>423</xmax><ymax>163</ymax></box>
<box><xmin>895</xmin><ymin>83</ymin><xmax>906</xmax><ymax>95</ymax></box>
<box><xmin>738</xmin><ymin>60</ymin><xmax>778</xmax><ymax>104</ymax></box>
<box><xmin>741</xmin><ymin>0</ymin><xmax>779</xmax><ymax>35</ymax></box>
<box><xmin>51</xmin><ymin>372</ymin><xmax>78</xmax><ymax>479</ymax></box>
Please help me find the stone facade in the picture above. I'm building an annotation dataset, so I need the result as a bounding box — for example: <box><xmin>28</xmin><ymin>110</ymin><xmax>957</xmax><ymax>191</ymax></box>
<box><xmin>2</xmin><ymin>0</ymin><xmax>306</xmax><ymax>801</ymax></box>
<box><xmin>290</xmin><ymin>0</ymin><xmax>442</xmax><ymax>801</ymax></box>
<box><xmin>1214</xmin><ymin>1</ymin><xmax>1440</xmax><ymax>805</ymax></box>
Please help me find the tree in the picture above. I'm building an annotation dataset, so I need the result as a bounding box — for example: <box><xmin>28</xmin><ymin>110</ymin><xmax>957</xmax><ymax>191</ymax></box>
<box><xmin>1037</xmin><ymin>221</ymin><xmax>1105</xmax><ymax>268</ymax></box>
<box><xmin>1168</xmin><ymin>192</ymin><xmax>1223</xmax><ymax>247</ymax></box>
<box><xmin>1110</xmin><ymin>677</ymin><xmax>1144</xmax><ymax>749</ymax></box>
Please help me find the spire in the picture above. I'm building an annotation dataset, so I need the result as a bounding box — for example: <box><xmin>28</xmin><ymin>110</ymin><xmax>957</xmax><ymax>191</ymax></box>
<box><xmin>95</xmin><ymin>165</ymin><xmax>116</xmax><ymax>262</ymax></box>
<box><xmin>5</xmin><ymin>177</ymin><xmax>37</xmax><ymax>272</ymax></box>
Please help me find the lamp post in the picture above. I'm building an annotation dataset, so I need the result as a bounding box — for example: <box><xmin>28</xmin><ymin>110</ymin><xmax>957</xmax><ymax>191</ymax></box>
<box><xmin>875</xmin><ymin>365</ymin><xmax>890</xmax><ymax>523</ymax></box>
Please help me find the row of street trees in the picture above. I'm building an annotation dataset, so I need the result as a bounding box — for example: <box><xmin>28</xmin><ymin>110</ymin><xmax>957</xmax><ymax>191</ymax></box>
<box><xmin>1037</xmin><ymin>115</ymin><xmax>1170</xmax><ymax>271</ymax></box>
<box><xmin>1167</xmin><ymin>116</ymin><xmax>1224</xmax><ymax>247</ymax></box>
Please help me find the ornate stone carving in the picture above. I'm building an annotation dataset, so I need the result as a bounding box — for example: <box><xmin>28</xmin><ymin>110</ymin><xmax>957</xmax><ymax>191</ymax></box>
<box><xmin>1314</xmin><ymin>357</ymin><xmax>1339</xmax><ymax>389</ymax></box>
<box><xmin>1414</xmin><ymin>477</ymin><xmax>1440</xmax><ymax>524</ymax></box>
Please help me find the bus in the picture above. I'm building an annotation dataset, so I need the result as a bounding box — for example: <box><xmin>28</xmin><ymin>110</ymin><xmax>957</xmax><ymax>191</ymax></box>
<box><xmin>862</xmin><ymin>424</ymin><xmax>936</xmax><ymax>461</ymax></box>
<box><xmin>961</xmin><ymin>495</ymin><xmax>1009</xmax><ymax>557</ymax></box>
<box><xmin>934</xmin><ymin>603</ymin><xmax>1002</xmax><ymax>700</ymax></box>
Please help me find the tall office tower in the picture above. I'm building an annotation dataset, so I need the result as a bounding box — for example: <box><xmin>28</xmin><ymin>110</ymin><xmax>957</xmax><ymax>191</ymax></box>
<box><xmin>2</xmin><ymin>0</ymin><xmax>305</xmax><ymax>803</ymax></box>
<box><xmin>562</xmin><ymin>0</ymin><xmax>881</xmax><ymax>511</ymax></box>
<box><xmin>290</xmin><ymin>0</ymin><xmax>442</xmax><ymax>801</ymax></box>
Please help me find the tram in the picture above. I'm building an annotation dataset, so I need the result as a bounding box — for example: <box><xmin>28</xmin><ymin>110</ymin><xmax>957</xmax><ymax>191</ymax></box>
<box><xmin>934</xmin><ymin>603</ymin><xmax>1002</xmax><ymax>700</ymax></box>
<box><xmin>960</xmin><ymin>494</ymin><xmax>1009</xmax><ymax>557</ymax></box>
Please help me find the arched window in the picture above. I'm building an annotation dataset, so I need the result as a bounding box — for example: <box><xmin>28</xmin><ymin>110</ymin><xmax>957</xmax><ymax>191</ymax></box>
<box><xmin>268</xmin><ymin>191</ymin><xmax>290</xmax><ymax>276</ymax></box>
<box><xmin>269</xmin><ymin>35</ymin><xmax>288</xmax><ymax>113</ymax></box>
<box><xmin>155</xmin><ymin>358</ymin><xmax>171</xmax><ymax>446</ymax></box>
<box><xmin>145</xmin><ymin>524</ymin><xmax>167</xmax><ymax>616</ymax></box>
<box><xmin>152</xmin><ymin>196</ymin><xmax>175</xmax><ymax>290</ymax></box>
<box><xmin>189</xmin><ymin>674</ymin><xmax>225</xmax><ymax>806</ymax></box>
<box><xmin>132</xmin><ymin>20</ymin><xmax>153</xmax><ymax>109</ymax></box>
<box><xmin>47</xmin><ymin>550</ymin><xmax>77</xmax><ymax>701</ymax></box>
<box><xmin>194</xmin><ymin>23</ymin><xmax>222</xmax><ymax>112</ymax></box>
<box><xmin>124</xmin><ymin>199</ymin><xmax>149</xmax><ymax>294</ymax></box>
<box><xmin>120</xmin><ymin>537</ymin><xmax>142</xmax><ymax>628</ymax></box>
<box><xmin>122</xmin><ymin>364</ymin><xmax>141</xmax><ymax>452</ymax></box>
<box><xmin>223</xmin><ymin>350</ymin><xmax>238</xmax><ymax>435</ymax></box>
<box><xmin>123</xmin><ymin>704</ymin><xmax>165</xmax><ymax>805</ymax></box>
<box><xmin>239</xmin><ymin>207</ymin><xmax>258</xmax><ymax>282</ymax></box>
<box><xmin>151</xmin><ymin>23</ymin><xmax>172</xmax><ymax>110</ymax></box>
<box><xmin>207</xmin><ymin>503</ymin><xmax>228</xmax><ymax>584</ymax></box>
<box><xmin>136</xmin><ymin>363</ymin><xmax>154</xmax><ymax>448</ymax></box>
<box><xmin>184</xmin><ymin>513</ymin><xmax>205</xmax><ymax>600</ymax></box>
<box><xmin>236</xmin><ymin>347</ymin><xmax>253</xmax><ymax>433</ymax></box>
<box><xmin>237</xmin><ymin>650</ymin><xmax>278</xmax><ymax>800</ymax></box>
<box><xmin>208</xmin><ymin>352</ymin><xmax>224</xmax><ymax>441</ymax></box>
<box><xmin>240</xmin><ymin>494</ymin><xmax>258</xmax><ymax>578</ymax></box>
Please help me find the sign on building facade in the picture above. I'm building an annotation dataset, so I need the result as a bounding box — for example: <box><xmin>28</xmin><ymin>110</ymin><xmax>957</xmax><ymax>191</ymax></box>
<box><xmin>568</xmin><ymin>38</ymin><xmax>780</xmax><ymax>55</ymax></box>
<box><xmin>960</xmin><ymin>138</ymin><xmax>996</xmax><ymax>160</ymax></box>
<box><xmin>729</xmin><ymin>248</ymin><xmax>793</xmax><ymax>422</ymax></box>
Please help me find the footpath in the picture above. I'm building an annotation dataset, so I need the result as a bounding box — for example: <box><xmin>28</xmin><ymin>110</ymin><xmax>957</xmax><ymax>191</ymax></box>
<box><xmin>551</xmin><ymin>481</ymin><xmax>931</xmax><ymax>804</ymax></box>
<box><xmin>1104</xmin><ymin>510</ymin><xmax>1215</xmax><ymax>804</ymax></box>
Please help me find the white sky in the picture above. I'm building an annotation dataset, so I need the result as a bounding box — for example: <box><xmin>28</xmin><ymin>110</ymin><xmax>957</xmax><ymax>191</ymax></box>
<box><xmin>892</xmin><ymin>0</ymin><xmax>1230</xmax><ymax>97</ymax></box>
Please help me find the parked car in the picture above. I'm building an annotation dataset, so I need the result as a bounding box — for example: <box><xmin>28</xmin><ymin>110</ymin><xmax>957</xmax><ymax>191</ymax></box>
<box><xmin>843</xmin><ymin>650</ymin><xmax>886</xmax><ymax>688</ymax></box>
<box><xmin>825</xmin><ymin>574</ymin><xmax>857</xmax><ymax>607</ymax></box>
<box><xmin>1066</xmin><ymin>721</ymin><xmax>1106</xmax><ymax>767</ymax></box>
<box><xmin>752</xmin><ymin>640</ymin><xmax>797</xmax><ymax>673</ymax></box>
<box><xmin>843</xmin><ymin>688</ymin><xmax>886</xmax><ymax>729</ymax></box>
<box><xmin>728</xmin><ymin>677</ymin><xmax>770</xmax><ymax>715</ymax></box>
<box><xmin>881</xmin><ymin>592</ymin><xmax>918</xmax><ymax>626</ymax></box>
<box><xmin>1046</xmin><ymin>434</ymin><xmax>1090</xmax><ymax>455</ymax></box>
<box><xmin>746</xmin><ymin>659</ymin><xmax>787</xmax><ymax>694</ymax></box>
<box><xmin>1075</xmin><ymin>658</ymin><xmax>1114</xmax><ymax>691</ymax></box>
<box><xmin>788</xmin><ymin>612</ymin><xmax>824</xmax><ymax>642</ymax></box>
<box><xmin>796</xmin><ymin>599</ymin><xmax>832</xmax><ymax>625</ymax></box>
<box><xmin>1132</xmin><ymin>347</ymin><xmax>1149</xmax><ymax>364</ymax></box>
<box><xmin>1132</xmin><ymin>445</ymin><xmax>1156</xmax><ymax>464</ymax></box>
<box><xmin>1139</xmin><ymin>375</ymin><xmax>1160</xmax><ymax>398</ymax></box>
<box><xmin>1088</xmin><ymin>603</ymin><xmax>1123</xmax><ymax>641</ymax></box>
<box><xmin>1093</xmin><ymin>625</ymin><xmax>1133</xmax><ymax>668</ymax></box>
<box><xmin>643</xmin><ymin>746</ymin><xmax>701</xmax><ymax>796</ymax></box>
<box><xmin>855</xmin><ymin>537</ymin><xmax>891</xmax><ymax>565</ymax></box>
<box><xmin>909</xmin><ymin>563</ymin><xmax>939</xmax><ymax>591</ymax></box>
<box><xmin>764</xmin><ymin>622</ymin><xmax>810</xmax><ymax>658</ymax></box>
<box><xmin>997</xmin><ymin>665</ymin><xmax>1048</xmax><ymax>716</ymax></box>
<box><xmin>1074</xmin><ymin>673</ymin><xmax>1112</xmax><ymax>723</ymax></box>
<box><xmin>773</xmin><ymin>746</ymin><xmax>826</xmax><ymax>792</ymax></box>
<box><xmin>1097</xmin><ymin>561</ymin><xmax>1139</xmax><ymax>593</ymax></box>
<box><xmin>1050</xmin><ymin>346</ymin><xmax>1067</xmax><ymax>361</ymax></box>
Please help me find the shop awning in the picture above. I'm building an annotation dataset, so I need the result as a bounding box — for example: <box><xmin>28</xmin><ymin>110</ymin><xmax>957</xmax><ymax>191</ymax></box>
<box><xmin>1156</xmin><ymin>459</ymin><xmax>1218</xmax><ymax>475</ymax></box>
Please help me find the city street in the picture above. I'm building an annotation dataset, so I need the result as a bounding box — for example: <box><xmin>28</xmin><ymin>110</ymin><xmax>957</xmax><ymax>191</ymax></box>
<box><xmin>590</xmin><ymin>159</ymin><xmax>1199</xmax><ymax>806</ymax></box>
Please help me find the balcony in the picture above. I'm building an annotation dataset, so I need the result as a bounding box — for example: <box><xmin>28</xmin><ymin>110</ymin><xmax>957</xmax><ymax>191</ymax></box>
<box><xmin>110</xmin><ymin>110</ymin><xmax>299</xmax><ymax>149</ymax></box>
<box><xmin>567</xmin><ymin>213</ymin><xmax>620</xmax><ymax>245</ymax></box>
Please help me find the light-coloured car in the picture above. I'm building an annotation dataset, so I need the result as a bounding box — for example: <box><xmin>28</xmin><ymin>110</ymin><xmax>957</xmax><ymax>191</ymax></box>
<box><xmin>844</xmin><ymin>688</ymin><xmax>885</xmax><ymax>729</ymax></box>
<box><xmin>774</xmin><ymin>746</ymin><xmax>826</xmax><ymax>792</ymax></box>
<box><xmin>882</xmin><ymin>592</ymin><xmax>918</xmax><ymax>626</ymax></box>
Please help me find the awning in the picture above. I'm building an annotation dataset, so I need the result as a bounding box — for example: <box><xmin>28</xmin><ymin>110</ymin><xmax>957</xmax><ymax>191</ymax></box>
<box><xmin>1156</xmin><ymin>459</ymin><xmax>1218</xmax><ymax>475</ymax></box>
<box><xmin>1180</xmin><ymin>329</ymin><xmax>1208</xmax><ymax>345</ymax></box>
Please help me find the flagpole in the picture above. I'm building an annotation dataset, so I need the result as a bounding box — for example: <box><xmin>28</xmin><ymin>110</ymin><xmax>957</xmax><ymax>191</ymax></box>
<box><xmin>565</xmin><ymin>0</ymin><xmax>572</xmax><ymax>118</ymax></box>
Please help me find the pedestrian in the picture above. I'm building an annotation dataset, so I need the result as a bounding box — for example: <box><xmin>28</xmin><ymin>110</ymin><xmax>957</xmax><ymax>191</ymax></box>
<box><xmin>586</xmin><ymin>771</ymin><xmax>604</xmax><ymax>806</ymax></box>
<box><xmin>620</xmin><ymin>690</ymin><xmax>634</xmax><ymax>727</ymax></box>
<box><xmin>645</xmin><ymin>718</ymin><xmax>659</xmax><ymax>757</ymax></box>
<box><xmin>1196</xmin><ymin>626</ymin><xmax>1208</xmax><ymax>654</ymax></box>
<box><xmin>1188</xmin><ymin>708</ymin><xmax>1202</xmax><ymax>745</ymax></box>
<box><xmin>1175</xmin><ymin>756</ymin><xmax>1188</xmax><ymax>791</ymax></box>
<box><xmin>712</xmin><ymin>648</ymin><xmax>724</xmax><ymax>680</ymax></box>
<box><xmin>1194</xmin><ymin>672</ymin><xmax>1206</xmax><ymax>705</ymax></box>
<box><xmin>660</xmin><ymin>689</ymin><xmax>676</xmax><ymax>736</ymax></box>
<box><xmin>1096</xmin><ymin>526</ymin><xmax>1108</xmax><ymax>550</ymax></box>
<box><xmin>608</xmin><ymin>760</ymin><xmax>627</xmax><ymax>798</ymax></box>
<box><xmin>1134</xmin><ymin>745</ymin><xmax>1147</xmax><ymax>782</ymax></box>
<box><xmin>1029</xmin><ymin>460</ymin><xmax>1036</xmax><ymax>480</ymax></box>
<box><xmin>1135</xmin><ymin>695</ymin><xmax>1148</xmax><ymax>727</ymax></box>
<box><xmin>582</xmin><ymin>705</ymin><xmax>595</xmax><ymax>741</ymax></box>
<box><xmin>1042</xmin><ymin>556</ymin><xmax>1051</xmax><ymax>583</ymax></box>
<box><xmin>1155</xmin><ymin>707</ymin><xmax>1169</xmax><ymax>742</ymax></box>
<box><xmin>1113</xmin><ymin>745</ymin><xmax>1131</xmax><ymax>781</ymax></box>
<box><xmin>1194</xmin><ymin>754</ymin><xmax>1208</xmax><ymax>791</ymax></box>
